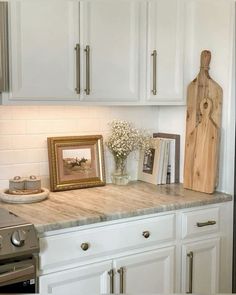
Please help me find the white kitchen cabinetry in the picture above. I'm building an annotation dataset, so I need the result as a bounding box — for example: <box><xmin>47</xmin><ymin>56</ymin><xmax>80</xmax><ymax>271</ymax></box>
<box><xmin>4</xmin><ymin>0</ymin><xmax>146</xmax><ymax>103</ymax></box>
<box><xmin>2</xmin><ymin>0</ymin><xmax>185</xmax><ymax>105</ymax></box>
<box><xmin>114</xmin><ymin>247</ymin><xmax>175</xmax><ymax>293</ymax></box>
<box><xmin>39</xmin><ymin>203</ymin><xmax>232</xmax><ymax>294</ymax></box>
<box><xmin>40</xmin><ymin>247</ymin><xmax>175</xmax><ymax>294</ymax></box>
<box><xmin>7</xmin><ymin>0</ymin><xmax>79</xmax><ymax>101</ymax></box>
<box><xmin>39</xmin><ymin>260</ymin><xmax>112</xmax><ymax>295</ymax></box>
<box><xmin>181</xmin><ymin>238</ymin><xmax>220</xmax><ymax>294</ymax></box>
<box><xmin>80</xmin><ymin>0</ymin><xmax>146</xmax><ymax>103</ymax></box>
<box><xmin>146</xmin><ymin>0</ymin><xmax>184</xmax><ymax>104</ymax></box>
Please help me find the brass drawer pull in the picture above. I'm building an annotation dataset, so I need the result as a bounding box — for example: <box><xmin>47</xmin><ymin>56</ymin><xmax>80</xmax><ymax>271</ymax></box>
<box><xmin>0</xmin><ymin>2</ymin><xmax>9</xmax><ymax>92</ymax></box>
<box><xmin>142</xmin><ymin>231</ymin><xmax>150</xmax><ymax>239</ymax></box>
<box><xmin>186</xmin><ymin>251</ymin><xmax>193</xmax><ymax>293</ymax></box>
<box><xmin>196</xmin><ymin>220</ymin><xmax>216</xmax><ymax>227</ymax></box>
<box><xmin>81</xmin><ymin>242</ymin><xmax>89</xmax><ymax>251</ymax></box>
<box><xmin>74</xmin><ymin>43</ymin><xmax>80</xmax><ymax>94</ymax></box>
<box><xmin>117</xmin><ymin>267</ymin><xmax>125</xmax><ymax>294</ymax></box>
<box><xmin>108</xmin><ymin>269</ymin><xmax>115</xmax><ymax>294</ymax></box>
<box><xmin>151</xmin><ymin>50</ymin><xmax>157</xmax><ymax>95</ymax></box>
<box><xmin>84</xmin><ymin>45</ymin><xmax>90</xmax><ymax>95</ymax></box>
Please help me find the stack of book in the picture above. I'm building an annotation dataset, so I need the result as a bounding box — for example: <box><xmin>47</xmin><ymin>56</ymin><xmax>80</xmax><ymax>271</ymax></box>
<box><xmin>138</xmin><ymin>133</ymin><xmax>180</xmax><ymax>185</ymax></box>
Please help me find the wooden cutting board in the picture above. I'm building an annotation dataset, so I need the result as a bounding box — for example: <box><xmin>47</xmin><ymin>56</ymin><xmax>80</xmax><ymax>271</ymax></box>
<box><xmin>184</xmin><ymin>50</ymin><xmax>223</xmax><ymax>193</ymax></box>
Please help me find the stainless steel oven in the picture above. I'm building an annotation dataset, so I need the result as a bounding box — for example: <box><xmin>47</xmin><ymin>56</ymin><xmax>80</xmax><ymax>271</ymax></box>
<box><xmin>0</xmin><ymin>256</ymin><xmax>38</xmax><ymax>293</ymax></box>
<box><xmin>0</xmin><ymin>208</ymin><xmax>39</xmax><ymax>293</ymax></box>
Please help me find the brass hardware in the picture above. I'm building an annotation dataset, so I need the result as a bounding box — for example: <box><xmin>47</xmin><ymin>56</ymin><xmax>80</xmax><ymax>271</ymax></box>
<box><xmin>84</xmin><ymin>45</ymin><xmax>90</xmax><ymax>95</ymax></box>
<box><xmin>196</xmin><ymin>220</ymin><xmax>216</xmax><ymax>227</ymax></box>
<box><xmin>81</xmin><ymin>242</ymin><xmax>89</xmax><ymax>251</ymax></box>
<box><xmin>0</xmin><ymin>2</ymin><xmax>9</xmax><ymax>92</ymax></box>
<box><xmin>75</xmin><ymin>44</ymin><xmax>80</xmax><ymax>94</ymax></box>
<box><xmin>151</xmin><ymin>50</ymin><xmax>157</xmax><ymax>95</ymax></box>
<box><xmin>142</xmin><ymin>231</ymin><xmax>150</xmax><ymax>239</ymax></box>
<box><xmin>118</xmin><ymin>267</ymin><xmax>125</xmax><ymax>293</ymax></box>
<box><xmin>186</xmin><ymin>251</ymin><xmax>193</xmax><ymax>294</ymax></box>
<box><xmin>108</xmin><ymin>269</ymin><xmax>115</xmax><ymax>293</ymax></box>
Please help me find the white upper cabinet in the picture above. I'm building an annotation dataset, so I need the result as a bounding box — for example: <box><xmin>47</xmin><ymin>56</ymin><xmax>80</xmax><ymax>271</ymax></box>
<box><xmin>146</xmin><ymin>0</ymin><xmax>184</xmax><ymax>104</ymax></box>
<box><xmin>8</xmin><ymin>0</ymin><xmax>79</xmax><ymax>101</ymax></box>
<box><xmin>80</xmin><ymin>0</ymin><xmax>146</xmax><ymax>103</ymax></box>
<box><xmin>3</xmin><ymin>0</ymin><xmax>185</xmax><ymax>105</ymax></box>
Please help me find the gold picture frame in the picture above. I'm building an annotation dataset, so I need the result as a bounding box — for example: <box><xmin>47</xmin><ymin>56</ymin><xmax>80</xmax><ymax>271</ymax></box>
<box><xmin>47</xmin><ymin>135</ymin><xmax>106</xmax><ymax>192</ymax></box>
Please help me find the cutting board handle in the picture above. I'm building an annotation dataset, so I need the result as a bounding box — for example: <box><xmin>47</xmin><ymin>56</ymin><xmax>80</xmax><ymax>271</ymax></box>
<box><xmin>200</xmin><ymin>50</ymin><xmax>211</xmax><ymax>70</ymax></box>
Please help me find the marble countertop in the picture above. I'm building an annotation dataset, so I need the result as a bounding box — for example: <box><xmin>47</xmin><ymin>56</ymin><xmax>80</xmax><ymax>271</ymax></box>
<box><xmin>0</xmin><ymin>181</ymin><xmax>232</xmax><ymax>234</ymax></box>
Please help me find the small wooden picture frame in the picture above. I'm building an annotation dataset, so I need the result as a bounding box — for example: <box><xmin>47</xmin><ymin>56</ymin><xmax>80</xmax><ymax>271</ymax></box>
<box><xmin>47</xmin><ymin>135</ymin><xmax>106</xmax><ymax>192</ymax></box>
<box><xmin>138</xmin><ymin>139</ymin><xmax>162</xmax><ymax>185</ymax></box>
<box><xmin>153</xmin><ymin>133</ymin><xmax>180</xmax><ymax>183</ymax></box>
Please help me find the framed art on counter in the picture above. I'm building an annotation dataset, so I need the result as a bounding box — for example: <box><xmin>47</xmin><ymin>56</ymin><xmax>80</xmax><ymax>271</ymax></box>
<box><xmin>138</xmin><ymin>138</ymin><xmax>162</xmax><ymax>185</ymax></box>
<box><xmin>47</xmin><ymin>135</ymin><xmax>106</xmax><ymax>191</ymax></box>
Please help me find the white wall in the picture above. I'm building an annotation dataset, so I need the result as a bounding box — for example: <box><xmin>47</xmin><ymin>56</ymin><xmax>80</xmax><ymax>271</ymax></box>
<box><xmin>0</xmin><ymin>106</ymin><xmax>159</xmax><ymax>189</ymax></box>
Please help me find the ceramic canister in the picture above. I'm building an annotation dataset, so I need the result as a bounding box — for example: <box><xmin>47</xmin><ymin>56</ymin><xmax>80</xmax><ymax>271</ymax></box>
<box><xmin>25</xmin><ymin>175</ymin><xmax>41</xmax><ymax>192</ymax></box>
<box><xmin>9</xmin><ymin>176</ymin><xmax>25</xmax><ymax>193</ymax></box>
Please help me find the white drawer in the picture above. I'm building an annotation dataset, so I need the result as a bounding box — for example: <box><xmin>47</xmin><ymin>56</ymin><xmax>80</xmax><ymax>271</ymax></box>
<box><xmin>39</xmin><ymin>214</ymin><xmax>175</xmax><ymax>271</ymax></box>
<box><xmin>181</xmin><ymin>207</ymin><xmax>219</xmax><ymax>239</ymax></box>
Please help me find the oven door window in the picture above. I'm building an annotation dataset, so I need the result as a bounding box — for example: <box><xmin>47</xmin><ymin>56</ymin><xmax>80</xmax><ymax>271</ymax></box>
<box><xmin>0</xmin><ymin>279</ymin><xmax>35</xmax><ymax>293</ymax></box>
<box><xmin>0</xmin><ymin>259</ymin><xmax>36</xmax><ymax>293</ymax></box>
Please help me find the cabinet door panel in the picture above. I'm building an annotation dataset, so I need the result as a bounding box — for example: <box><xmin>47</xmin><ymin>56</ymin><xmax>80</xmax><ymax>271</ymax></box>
<box><xmin>114</xmin><ymin>247</ymin><xmax>175</xmax><ymax>293</ymax></box>
<box><xmin>80</xmin><ymin>0</ymin><xmax>145</xmax><ymax>102</ymax></box>
<box><xmin>147</xmin><ymin>0</ymin><xmax>184</xmax><ymax>103</ymax></box>
<box><xmin>9</xmin><ymin>0</ymin><xmax>79</xmax><ymax>100</ymax></box>
<box><xmin>39</xmin><ymin>261</ymin><xmax>112</xmax><ymax>295</ymax></box>
<box><xmin>182</xmin><ymin>238</ymin><xmax>220</xmax><ymax>294</ymax></box>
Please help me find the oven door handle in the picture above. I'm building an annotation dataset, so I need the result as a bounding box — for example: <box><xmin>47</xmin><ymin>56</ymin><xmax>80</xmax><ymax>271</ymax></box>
<box><xmin>0</xmin><ymin>264</ymin><xmax>35</xmax><ymax>285</ymax></box>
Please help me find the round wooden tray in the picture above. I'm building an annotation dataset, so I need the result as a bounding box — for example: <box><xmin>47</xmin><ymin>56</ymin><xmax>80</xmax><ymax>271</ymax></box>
<box><xmin>0</xmin><ymin>188</ymin><xmax>49</xmax><ymax>204</ymax></box>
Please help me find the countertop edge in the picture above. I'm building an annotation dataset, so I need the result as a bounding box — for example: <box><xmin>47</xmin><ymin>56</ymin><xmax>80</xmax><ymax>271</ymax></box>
<box><xmin>35</xmin><ymin>195</ymin><xmax>232</xmax><ymax>234</ymax></box>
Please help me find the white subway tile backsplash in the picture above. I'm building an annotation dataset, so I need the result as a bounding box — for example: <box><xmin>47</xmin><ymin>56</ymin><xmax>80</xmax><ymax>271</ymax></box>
<box><xmin>0</xmin><ymin>149</ymin><xmax>47</xmax><ymax>165</ymax></box>
<box><xmin>0</xmin><ymin>163</ymin><xmax>40</xmax><ymax>180</ymax></box>
<box><xmin>0</xmin><ymin>120</ymin><xmax>27</xmax><ymax>135</ymax></box>
<box><xmin>11</xmin><ymin>135</ymin><xmax>47</xmax><ymax>149</ymax></box>
<box><xmin>0</xmin><ymin>106</ymin><xmax>159</xmax><ymax>189</ymax></box>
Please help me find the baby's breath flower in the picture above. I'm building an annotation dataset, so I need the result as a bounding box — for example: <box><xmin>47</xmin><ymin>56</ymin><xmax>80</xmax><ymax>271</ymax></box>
<box><xmin>106</xmin><ymin>120</ymin><xmax>151</xmax><ymax>160</ymax></box>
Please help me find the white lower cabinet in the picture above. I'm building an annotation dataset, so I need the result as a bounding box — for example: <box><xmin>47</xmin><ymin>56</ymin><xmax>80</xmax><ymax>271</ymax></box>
<box><xmin>39</xmin><ymin>247</ymin><xmax>175</xmax><ymax>294</ymax></box>
<box><xmin>39</xmin><ymin>260</ymin><xmax>112</xmax><ymax>295</ymax></box>
<box><xmin>114</xmin><ymin>247</ymin><xmax>175</xmax><ymax>293</ymax></box>
<box><xmin>181</xmin><ymin>238</ymin><xmax>220</xmax><ymax>294</ymax></box>
<box><xmin>38</xmin><ymin>203</ymin><xmax>232</xmax><ymax>294</ymax></box>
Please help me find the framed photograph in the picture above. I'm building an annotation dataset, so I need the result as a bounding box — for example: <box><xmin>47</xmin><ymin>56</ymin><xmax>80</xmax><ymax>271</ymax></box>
<box><xmin>138</xmin><ymin>139</ymin><xmax>162</xmax><ymax>185</ymax></box>
<box><xmin>153</xmin><ymin>133</ymin><xmax>180</xmax><ymax>183</ymax></box>
<box><xmin>47</xmin><ymin>135</ymin><xmax>106</xmax><ymax>191</ymax></box>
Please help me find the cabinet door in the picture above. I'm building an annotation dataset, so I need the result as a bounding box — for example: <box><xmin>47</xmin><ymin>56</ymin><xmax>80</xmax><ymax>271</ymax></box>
<box><xmin>182</xmin><ymin>238</ymin><xmax>220</xmax><ymax>294</ymax></box>
<box><xmin>80</xmin><ymin>0</ymin><xmax>146</xmax><ymax>103</ymax></box>
<box><xmin>39</xmin><ymin>261</ymin><xmax>112</xmax><ymax>295</ymax></box>
<box><xmin>8</xmin><ymin>0</ymin><xmax>79</xmax><ymax>101</ymax></box>
<box><xmin>146</xmin><ymin>0</ymin><xmax>184</xmax><ymax>104</ymax></box>
<box><xmin>114</xmin><ymin>247</ymin><xmax>175</xmax><ymax>293</ymax></box>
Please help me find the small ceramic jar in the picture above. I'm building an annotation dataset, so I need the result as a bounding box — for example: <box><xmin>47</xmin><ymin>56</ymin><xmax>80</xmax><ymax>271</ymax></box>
<box><xmin>25</xmin><ymin>175</ymin><xmax>41</xmax><ymax>192</ymax></box>
<box><xmin>9</xmin><ymin>176</ymin><xmax>25</xmax><ymax>193</ymax></box>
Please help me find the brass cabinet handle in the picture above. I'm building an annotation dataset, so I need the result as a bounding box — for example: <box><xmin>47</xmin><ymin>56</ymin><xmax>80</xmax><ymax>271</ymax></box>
<box><xmin>80</xmin><ymin>242</ymin><xmax>89</xmax><ymax>251</ymax></box>
<box><xmin>74</xmin><ymin>44</ymin><xmax>80</xmax><ymax>94</ymax></box>
<box><xmin>186</xmin><ymin>251</ymin><xmax>193</xmax><ymax>294</ymax></box>
<box><xmin>142</xmin><ymin>231</ymin><xmax>150</xmax><ymax>239</ymax></box>
<box><xmin>84</xmin><ymin>45</ymin><xmax>90</xmax><ymax>95</ymax></box>
<box><xmin>151</xmin><ymin>50</ymin><xmax>157</xmax><ymax>95</ymax></box>
<box><xmin>108</xmin><ymin>269</ymin><xmax>115</xmax><ymax>293</ymax></box>
<box><xmin>196</xmin><ymin>220</ymin><xmax>216</xmax><ymax>227</ymax></box>
<box><xmin>117</xmin><ymin>267</ymin><xmax>125</xmax><ymax>294</ymax></box>
<box><xmin>0</xmin><ymin>2</ymin><xmax>9</xmax><ymax>92</ymax></box>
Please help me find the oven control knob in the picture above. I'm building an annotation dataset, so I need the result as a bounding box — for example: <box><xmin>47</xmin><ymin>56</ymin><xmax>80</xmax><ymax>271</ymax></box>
<box><xmin>11</xmin><ymin>230</ymin><xmax>26</xmax><ymax>247</ymax></box>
